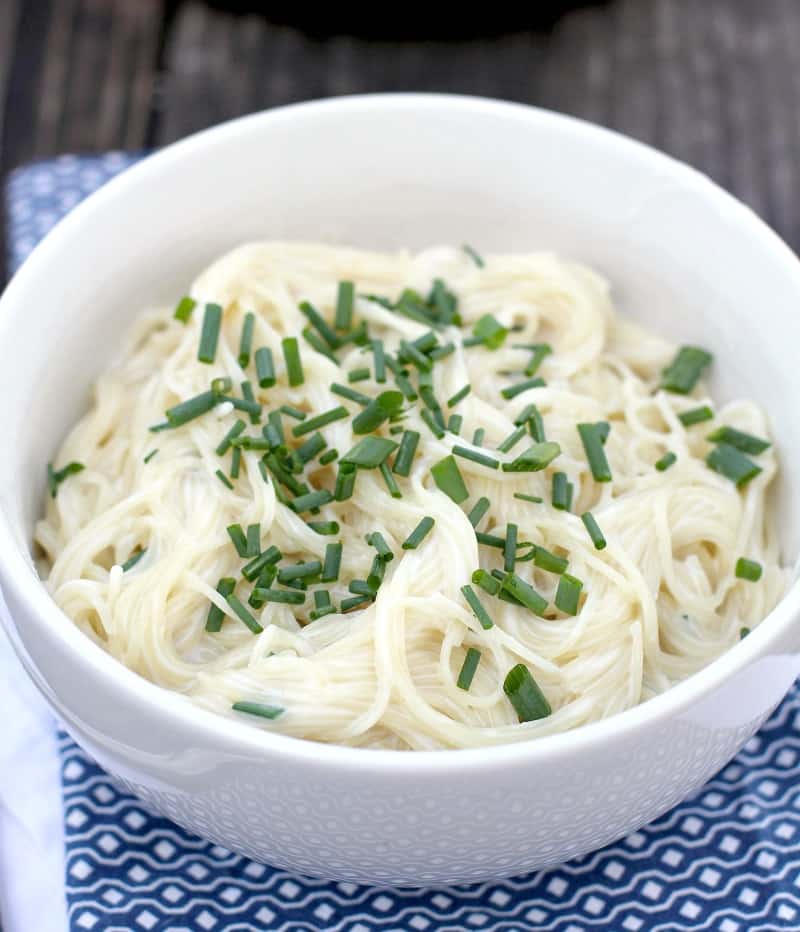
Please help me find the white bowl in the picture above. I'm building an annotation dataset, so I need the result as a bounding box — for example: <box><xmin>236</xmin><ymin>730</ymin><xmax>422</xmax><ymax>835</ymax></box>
<box><xmin>2</xmin><ymin>94</ymin><xmax>800</xmax><ymax>886</ymax></box>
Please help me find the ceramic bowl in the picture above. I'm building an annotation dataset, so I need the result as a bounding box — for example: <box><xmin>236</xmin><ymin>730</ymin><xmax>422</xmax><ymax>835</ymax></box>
<box><xmin>2</xmin><ymin>94</ymin><xmax>800</xmax><ymax>885</ymax></box>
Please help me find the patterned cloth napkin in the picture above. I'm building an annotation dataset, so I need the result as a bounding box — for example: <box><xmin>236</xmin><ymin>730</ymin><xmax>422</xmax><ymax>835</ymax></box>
<box><xmin>7</xmin><ymin>155</ymin><xmax>800</xmax><ymax>932</ymax></box>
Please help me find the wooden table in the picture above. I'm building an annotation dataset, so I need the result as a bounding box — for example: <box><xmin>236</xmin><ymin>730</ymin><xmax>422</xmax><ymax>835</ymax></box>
<box><xmin>3</xmin><ymin>0</ymin><xmax>800</xmax><ymax>280</ymax></box>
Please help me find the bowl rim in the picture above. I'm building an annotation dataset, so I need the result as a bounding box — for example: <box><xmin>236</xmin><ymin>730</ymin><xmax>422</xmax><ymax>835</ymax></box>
<box><xmin>2</xmin><ymin>92</ymin><xmax>800</xmax><ymax>772</ymax></box>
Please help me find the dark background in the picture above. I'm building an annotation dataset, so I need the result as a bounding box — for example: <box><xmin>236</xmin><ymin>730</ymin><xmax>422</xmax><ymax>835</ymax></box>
<box><xmin>2</xmin><ymin>0</ymin><xmax>800</xmax><ymax>281</ymax></box>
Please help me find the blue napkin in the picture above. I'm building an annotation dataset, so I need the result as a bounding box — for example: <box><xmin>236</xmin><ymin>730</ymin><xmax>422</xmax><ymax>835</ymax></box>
<box><xmin>8</xmin><ymin>154</ymin><xmax>800</xmax><ymax>932</ymax></box>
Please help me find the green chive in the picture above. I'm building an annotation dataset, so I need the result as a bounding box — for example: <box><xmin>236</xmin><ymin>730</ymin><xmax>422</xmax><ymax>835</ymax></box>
<box><xmin>394</xmin><ymin>373</ymin><xmax>418</xmax><ymax>402</ymax></box>
<box><xmin>291</xmin><ymin>488</ymin><xmax>334</xmax><ymax>513</ymax></box>
<box><xmin>447</xmin><ymin>384</ymin><xmax>471</xmax><ymax>409</ymax></box>
<box><xmin>255</xmin><ymin>346</ymin><xmax>276</xmax><ymax>388</ymax></box>
<box><xmin>735</xmin><ymin>557</ymin><xmax>762</xmax><ymax>582</ymax></box>
<box><xmin>707</xmin><ymin>426</ymin><xmax>771</xmax><ymax>455</ymax></box>
<box><xmin>267</xmin><ymin>410</ymin><xmax>284</xmax><ymax>444</ymax></box>
<box><xmin>655</xmin><ymin>451</ymin><xmax>677</xmax><ymax>471</ymax></box>
<box><xmin>230</xmin><ymin>447</ymin><xmax>241</xmax><ymax>479</ymax></box>
<box><xmin>300</xmin><ymin>300</ymin><xmax>340</xmax><ymax>349</ymax></box>
<box><xmin>475</xmin><ymin>532</ymin><xmax>506</xmax><ymax>549</ymax></box>
<box><xmin>497</xmin><ymin>425</ymin><xmax>527</xmax><ymax>454</ymax></box>
<box><xmin>120</xmin><ymin>547</ymin><xmax>146</xmax><ymax>572</ymax></box>
<box><xmin>395</xmin><ymin>289</ymin><xmax>440</xmax><ymax>328</ymax></box>
<box><xmin>352</xmin><ymin>391</ymin><xmax>404</xmax><ymax>434</ymax></box>
<box><xmin>472</xmin><ymin>427</ymin><xmax>485</xmax><ymax>447</ymax></box>
<box><xmin>504</xmin><ymin>523</ymin><xmax>518</xmax><ymax>572</ymax></box>
<box><xmin>514</xmin><ymin>493</ymin><xmax>543</xmax><ymax>504</ymax></box>
<box><xmin>581</xmin><ymin>512</ymin><xmax>607</xmax><ymax>550</ymax></box>
<box><xmin>318</xmin><ymin>448</ymin><xmax>338</xmax><ymax>466</ymax></box>
<box><xmin>215</xmin><ymin>469</ymin><xmax>233</xmax><ymax>489</ymax></box>
<box><xmin>205</xmin><ymin>577</ymin><xmax>236</xmax><ymax>632</ymax></box>
<box><xmin>577</xmin><ymin>423</ymin><xmax>612</xmax><ymax>482</ymax></box>
<box><xmin>429</xmin><ymin>342</ymin><xmax>455</xmax><ymax>361</ymax></box>
<box><xmin>245</xmin><ymin>524</ymin><xmax>260</xmax><ymax>557</ymax></box>
<box><xmin>238</xmin><ymin>312</ymin><xmax>255</xmax><ymax>367</ymax></box>
<box><xmin>282</xmin><ymin>337</ymin><xmax>304</xmax><ymax>386</ymax></box>
<box><xmin>302</xmin><ymin>327</ymin><xmax>338</xmax><ymax>363</ymax></box>
<box><xmin>555</xmin><ymin>572</ymin><xmax>583</xmax><ymax>615</ymax></box>
<box><xmin>392</xmin><ymin>430</ymin><xmax>420</xmax><ymax>477</ymax></box>
<box><xmin>334</xmin><ymin>463</ymin><xmax>357</xmax><ymax>500</ymax></box>
<box><xmin>46</xmin><ymin>461</ymin><xmax>85</xmax><ymax>498</ymax></box>
<box><xmin>707</xmin><ymin>443</ymin><xmax>762</xmax><ymax>487</ymax></box>
<box><xmin>232</xmin><ymin>701</ymin><xmax>283</xmax><ymax>719</ymax></box>
<box><xmin>457</xmin><ymin>647</ymin><xmax>482</xmax><ymax>691</ymax></box>
<box><xmin>447</xmin><ymin>414</ymin><xmax>462</xmax><ymax>435</ymax></box>
<box><xmin>552</xmin><ymin>472</ymin><xmax>573</xmax><ymax>511</ymax></box>
<box><xmin>174</xmin><ymin>295</ymin><xmax>196</xmax><ymax>323</ymax></box>
<box><xmin>143</xmin><ymin>449</ymin><xmax>159</xmax><ymax>464</ymax></box>
<box><xmin>226</xmin><ymin>593</ymin><xmax>263</xmax><ymax>634</ymax></box>
<box><xmin>504</xmin><ymin>664</ymin><xmax>551</xmax><ymax>722</ymax></box>
<box><xmin>335</xmin><ymin>281</ymin><xmax>355</xmax><ymax>331</ymax></box>
<box><xmin>216</xmin><ymin>422</ymin><xmax>246</xmax><ymax>456</ymax></box>
<box><xmin>341</xmin><ymin>436</ymin><xmax>398</xmax><ymax>469</ymax></box>
<box><xmin>293</xmin><ymin>433</ymin><xmax>326</xmax><ymax>466</ymax></box>
<box><xmin>279</xmin><ymin>405</ymin><xmax>306</xmax><ymax>421</ymax></box>
<box><xmin>467</xmin><ymin>496</ymin><xmax>490</xmax><ymax>528</ymax></box>
<box><xmin>678</xmin><ymin>405</ymin><xmax>713</xmax><ymax>427</ymax></box>
<box><xmin>472</xmin><ymin>313</ymin><xmax>507</xmax><ymax>350</ymax></box>
<box><xmin>661</xmin><ymin>346</ymin><xmax>712</xmax><ymax>394</ymax></box>
<box><xmin>211</xmin><ymin>376</ymin><xmax>232</xmax><ymax>394</ymax></box>
<box><xmin>277</xmin><ymin>561</ymin><xmax>322</xmax><ymax>583</ymax></box>
<box><xmin>250</xmin><ymin>588</ymin><xmax>304</xmax><ymax>605</ymax></box>
<box><xmin>241</xmin><ymin>545</ymin><xmax>282</xmax><ymax>581</ymax></box>
<box><xmin>523</xmin><ymin>343</ymin><xmax>552</xmax><ymax>377</ymax></box>
<box><xmin>165</xmin><ymin>390</ymin><xmax>218</xmax><ymax>427</ymax></box>
<box><xmin>740</xmin><ymin>626</ymin><xmax>751</xmax><ymax>639</ymax></box>
<box><xmin>533</xmin><ymin>546</ymin><xmax>568</xmax><ymax>574</ymax></box>
<box><xmin>502</xmin><ymin>441</ymin><xmax>561</xmax><ymax>472</ymax></box>
<box><xmin>451</xmin><ymin>445</ymin><xmax>500</xmax><ymax>470</ymax></box>
<box><xmin>366</xmin><ymin>531</ymin><xmax>393</xmax><ymax>562</ymax></box>
<box><xmin>460</xmin><ymin>584</ymin><xmax>494</xmax><ymax>629</ymax></box>
<box><xmin>402</xmin><ymin>516</ymin><xmax>435</xmax><ymax>550</ymax></box>
<box><xmin>321</xmin><ymin>542</ymin><xmax>343</xmax><ymax>582</ymax></box>
<box><xmin>307</xmin><ymin>520</ymin><xmax>339</xmax><ymax>535</ymax></box>
<box><xmin>349</xmin><ymin>579</ymin><xmax>376</xmax><ymax>598</ymax></box>
<box><xmin>240</xmin><ymin>381</ymin><xmax>260</xmax><ymax>424</ymax></box>
<box><xmin>399</xmin><ymin>339</ymin><xmax>433</xmax><ymax>372</ymax></box>
<box><xmin>309</xmin><ymin>589</ymin><xmax>335</xmax><ymax>621</ymax></box>
<box><xmin>197</xmin><ymin>303</ymin><xmax>222</xmax><ymax>364</ymax></box>
<box><xmin>421</xmin><ymin>408</ymin><xmax>445</xmax><ymax>439</ymax></box>
<box><xmin>340</xmin><ymin>595</ymin><xmax>371</xmax><ymax>612</ymax></box>
<box><xmin>348</xmin><ymin>367</ymin><xmax>370</xmax><ymax>383</ymax></box>
<box><xmin>431</xmin><ymin>455</ymin><xmax>469</xmax><ymax>503</ymax></box>
<box><xmin>501</xmin><ymin>573</ymin><xmax>548</xmax><ymax>615</ymax></box>
<box><xmin>378</xmin><ymin>463</ymin><xmax>401</xmax><ymax>498</ymax></box>
<box><xmin>472</xmin><ymin>569</ymin><xmax>501</xmax><ymax>595</ymax></box>
<box><xmin>462</xmin><ymin>244</ymin><xmax>485</xmax><ymax>268</ymax></box>
<box><xmin>226</xmin><ymin>523</ymin><xmax>249</xmax><ymax>557</ymax></box>
<box><xmin>331</xmin><ymin>382</ymin><xmax>371</xmax><ymax>405</ymax></box>
<box><xmin>501</xmin><ymin>377</ymin><xmax>545</xmax><ymax>401</ymax></box>
<box><xmin>292</xmin><ymin>406</ymin><xmax>348</xmax><ymax>438</ymax></box>
<box><xmin>372</xmin><ymin>339</ymin><xmax>387</xmax><ymax>383</ymax></box>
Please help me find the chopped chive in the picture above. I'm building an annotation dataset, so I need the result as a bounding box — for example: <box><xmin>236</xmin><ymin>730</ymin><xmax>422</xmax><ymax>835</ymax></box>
<box><xmin>735</xmin><ymin>557</ymin><xmax>762</xmax><ymax>582</ymax></box>
<box><xmin>230</xmin><ymin>446</ymin><xmax>241</xmax><ymax>478</ymax></box>
<box><xmin>655</xmin><ymin>451</ymin><xmax>677</xmax><ymax>471</ymax></box>
<box><xmin>394</xmin><ymin>373</ymin><xmax>418</xmax><ymax>402</ymax></box>
<box><xmin>429</xmin><ymin>278</ymin><xmax>460</xmax><ymax>324</ymax></box>
<box><xmin>277</xmin><ymin>560</ymin><xmax>322</xmax><ymax>583</ymax></box>
<box><xmin>533</xmin><ymin>546</ymin><xmax>568</xmax><ymax>574</ymax></box>
<box><xmin>319</xmin><ymin>448</ymin><xmax>338</xmax><ymax>466</ymax></box>
<box><xmin>339</xmin><ymin>320</ymin><xmax>370</xmax><ymax>347</ymax></box>
<box><xmin>307</xmin><ymin>520</ymin><xmax>339</xmax><ymax>535</ymax></box>
<box><xmin>254</xmin><ymin>563</ymin><xmax>277</xmax><ymax>590</ymax></box>
<box><xmin>251</xmin><ymin>587</ymin><xmax>304</xmax><ymax>605</ymax></box>
<box><xmin>267</xmin><ymin>410</ymin><xmax>284</xmax><ymax>444</ymax></box>
<box><xmin>280</xmin><ymin>404</ymin><xmax>307</xmax><ymax>421</ymax></box>
<box><xmin>552</xmin><ymin>472</ymin><xmax>573</xmax><ymax>511</ymax></box>
<box><xmin>389</xmin><ymin>425</ymin><xmax>405</xmax><ymax>435</ymax></box>
<box><xmin>309</xmin><ymin>589</ymin><xmax>336</xmax><ymax>620</ymax></box>
<box><xmin>707</xmin><ymin>426</ymin><xmax>771</xmax><ymax>455</ymax></box>
<box><xmin>120</xmin><ymin>547</ymin><xmax>146</xmax><ymax>572</ymax></box>
<box><xmin>205</xmin><ymin>577</ymin><xmax>236</xmax><ymax>632</ymax></box>
<box><xmin>371</xmin><ymin>339</ymin><xmax>387</xmax><ymax>383</ymax></box>
<box><xmin>173</xmin><ymin>295</ymin><xmax>196</xmax><ymax>323</ymax></box>
<box><xmin>707</xmin><ymin>443</ymin><xmax>762</xmax><ymax>487</ymax></box>
<box><xmin>291</xmin><ymin>488</ymin><xmax>334</xmax><ymax>513</ymax></box>
<box><xmin>302</xmin><ymin>326</ymin><xmax>338</xmax><ymax>363</ymax></box>
<box><xmin>255</xmin><ymin>346</ymin><xmax>276</xmax><ymax>388</ymax></box>
<box><xmin>294</xmin><ymin>432</ymin><xmax>326</xmax><ymax>466</ymax></box>
<box><xmin>661</xmin><ymin>346</ymin><xmax>712</xmax><ymax>394</ymax></box>
<box><xmin>349</xmin><ymin>579</ymin><xmax>376</xmax><ymax>598</ymax></box>
<box><xmin>215</xmin><ymin>469</ymin><xmax>234</xmax><ymax>489</ymax></box>
<box><xmin>504</xmin><ymin>523</ymin><xmax>518</xmax><ymax>572</ymax></box>
<box><xmin>282</xmin><ymin>337</ymin><xmax>304</xmax><ymax>386</ymax></box>
<box><xmin>581</xmin><ymin>512</ymin><xmax>607</xmax><ymax>550</ymax></box>
<box><xmin>334</xmin><ymin>463</ymin><xmax>357</xmax><ymax>500</ymax></box>
<box><xmin>393</xmin><ymin>430</ymin><xmax>420</xmax><ymax>477</ymax></box>
<box><xmin>241</xmin><ymin>545</ymin><xmax>282</xmax><ymax>581</ymax></box>
<box><xmin>348</xmin><ymin>367</ymin><xmax>371</xmax><ymax>383</ymax></box>
<box><xmin>395</xmin><ymin>289</ymin><xmax>440</xmax><ymax>328</ymax></box>
<box><xmin>366</xmin><ymin>554</ymin><xmax>386</xmax><ymax>591</ymax></box>
<box><xmin>678</xmin><ymin>405</ymin><xmax>714</xmax><ymax>427</ymax></box>
<box><xmin>226</xmin><ymin>523</ymin><xmax>249</xmax><ymax>557</ymax></box>
<box><xmin>352</xmin><ymin>391</ymin><xmax>404</xmax><ymax>435</ymax></box>
<box><xmin>421</xmin><ymin>408</ymin><xmax>446</xmax><ymax>439</ymax></box>
<box><xmin>472</xmin><ymin>427</ymin><xmax>485</xmax><ymax>447</ymax></box>
<box><xmin>367</xmin><ymin>531</ymin><xmax>394</xmax><ymax>561</ymax></box>
<box><xmin>165</xmin><ymin>390</ymin><xmax>219</xmax><ymax>427</ymax></box>
<box><xmin>231</xmin><ymin>435</ymin><xmax>271</xmax><ymax>451</ymax></box>
<box><xmin>197</xmin><ymin>303</ymin><xmax>222</xmax><ymax>364</ymax></box>
<box><xmin>402</xmin><ymin>516</ymin><xmax>435</xmax><ymax>549</ymax></box>
<box><xmin>462</xmin><ymin>244</ymin><xmax>485</xmax><ymax>268</ymax></box>
<box><xmin>335</xmin><ymin>281</ymin><xmax>355</xmax><ymax>331</ymax></box>
<box><xmin>232</xmin><ymin>701</ymin><xmax>283</xmax><ymax>719</ymax></box>
<box><xmin>262</xmin><ymin>424</ymin><xmax>283</xmax><ymax>452</ymax></box>
<box><xmin>447</xmin><ymin>384</ymin><xmax>471</xmax><ymax>409</ymax></box>
<box><xmin>299</xmin><ymin>300</ymin><xmax>340</xmax><ymax>349</ymax></box>
<box><xmin>740</xmin><ymin>626</ymin><xmax>751</xmax><ymax>639</ymax></box>
<box><xmin>460</xmin><ymin>584</ymin><xmax>494</xmax><ymax>629</ymax></box>
<box><xmin>472</xmin><ymin>568</ymin><xmax>501</xmax><ymax>595</ymax></box>
<box><xmin>467</xmin><ymin>496</ymin><xmax>490</xmax><ymax>528</ymax></box>
<box><xmin>457</xmin><ymin>647</ymin><xmax>482</xmax><ymax>691</ymax></box>
<box><xmin>211</xmin><ymin>376</ymin><xmax>233</xmax><ymax>394</ymax></box>
<box><xmin>503</xmin><ymin>441</ymin><xmax>561</xmax><ymax>473</ymax></box>
<box><xmin>143</xmin><ymin>449</ymin><xmax>159</xmax><ymax>464</ymax></box>
<box><xmin>472</xmin><ymin>313</ymin><xmax>507</xmax><ymax>350</ymax></box>
<box><xmin>292</xmin><ymin>406</ymin><xmax>349</xmax><ymax>438</ymax></box>
<box><xmin>475</xmin><ymin>532</ymin><xmax>506</xmax><ymax>549</ymax></box>
<box><xmin>447</xmin><ymin>414</ymin><xmax>463</xmax><ymax>435</ymax></box>
<box><xmin>429</xmin><ymin>342</ymin><xmax>456</xmax><ymax>361</ymax></box>
<box><xmin>245</xmin><ymin>523</ymin><xmax>260</xmax><ymax>557</ymax></box>
<box><xmin>555</xmin><ymin>572</ymin><xmax>583</xmax><ymax>615</ymax></box>
<box><xmin>523</xmin><ymin>343</ymin><xmax>552</xmax><ymax>377</ymax></box>
<box><xmin>264</xmin><ymin>453</ymin><xmax>306</xmax><ymax>495</ymax></box>
<box><xmin>452</xmin><ymin>445</ymin><xmax>500</xmax><ymax>470</ymax></box>
<box><xmin>497</xmin><ymin>425</ymin><xmax>527</xmax><ymax>454</ymax></box>
<box><xmin>331</xmin><ymin>382</ymin><xmax>371</xmax><ymax>405</ymax></box>
<box><xmin>379</xmin><ymin>462</ymin><xmax>402</xmax><ymax>498</ymax></box>
<box><xmin>225</xmin><ymin>593</ymin><xmax>263</xmax><ymax>634</ymax></box>
<box><xmin>501</xmin><ymin>377</ymin><xmax>545</xmax><ymax>401</ymax></box>
<box><xmin>341</xmin><ymin>436</ymin><xmax>398</xmax><ymax>469</ymax></box>
<box><xmin>527</xmin><ymin>406</ymin><xmax>545</xmax><ymax>442</ymax></box>
<box><xmin>504</xmin><ymin>664</ymin><xmax>551</xmax><ymax>722</ymax></box>
<box><xmin>240</xmin><ymin>381</ymin><xmax>260</xmax><ymax>424</ymax></box>
<box><xmin>321</xmin><ymin>542</ymin><xmax>343</xmax><ymax>582</ymax></box>
<box><xmin>238</xmin><ymin>312</ymin><xmax>255</xmax><ymax>367</ymax></box>
<box><xmin>501</xmin><ymin>573</ymin><xmax>548</xmax><ymax>615</ymax></box>
<box><xmin>577</xmin><ymin>423</ymin><xmax>612</xmax><ymax>482</ymax></box>
<box><xmin>431</xmin><ymin>455</ymin><xmax>469</xmax><ymax>503</ymax></box>
<box><xmin>514</xmin><ymin>493</ymin><xmax>543</xmax><ymax>504</ymax></box>
<box><xmin>399</xmin><ymin>339</ymin><xmax>433</xmax><ymax>372</ymax></box>
<box><xmin>341</xmin><ymin>595</ymin><xmax>371</xmax><ymax>612</ymax></box>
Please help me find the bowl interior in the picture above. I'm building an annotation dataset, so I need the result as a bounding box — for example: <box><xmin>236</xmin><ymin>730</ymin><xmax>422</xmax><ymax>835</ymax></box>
<box><xmin>2</xmin><ymin>95</ymin><xmax>800</xmax><ymax>575</ymax></box>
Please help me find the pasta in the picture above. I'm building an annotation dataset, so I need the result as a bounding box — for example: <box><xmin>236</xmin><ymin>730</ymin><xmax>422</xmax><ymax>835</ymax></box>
<box><xmin>37</xmin><ymin>243</ymin><xmax>788</xmax><ymax>750</ymax></box>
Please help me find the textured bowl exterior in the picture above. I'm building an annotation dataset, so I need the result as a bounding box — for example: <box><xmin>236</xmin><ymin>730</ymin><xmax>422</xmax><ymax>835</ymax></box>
<box><xmin>2</xmin><ymin>95</ymin><xmax>800</xmax><ymax>884</ymax></box>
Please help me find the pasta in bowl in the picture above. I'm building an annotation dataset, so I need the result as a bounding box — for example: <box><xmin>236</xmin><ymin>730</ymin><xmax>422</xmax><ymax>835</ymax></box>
<box><xmin>39</xmin><ymin>242</ymin><xmax>787</xmax><ymax>750</ymax></box>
